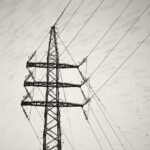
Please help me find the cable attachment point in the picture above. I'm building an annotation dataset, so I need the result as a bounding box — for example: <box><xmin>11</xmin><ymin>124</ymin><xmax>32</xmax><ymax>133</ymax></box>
<box><xmin>81</xmin><ymin>77</ymin><xmax>88</xmax><ymax>86</ymax></box>
<box><xmin>82</xmin><ymin>108</ymin><xmax>88</xmax><ymax>120</ymax></box>
<box><xmin>22</xmin><ymin>107</ymin><xmax>30</xmax><ymax>121</ymax></box>
<box><xmin>83</xmin><ymin>97</ymin><xmax>91</xmax><ymax>106</ymax></box>
<box><xmin>28</xmin><ymin>51</ymin><xmax>37</xmax><ymax>62</ymax></box>
<box><xmin>79</xmin><ymin>57</ymin><xmax>87</xmax><ymax>67</ymax></box>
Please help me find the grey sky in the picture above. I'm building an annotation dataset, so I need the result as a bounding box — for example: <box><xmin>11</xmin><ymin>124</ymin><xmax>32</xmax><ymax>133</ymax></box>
<box><xmin>0</xmin><ymin>0</ymin><xmax>150</xmax><ymax>149</ymax></box>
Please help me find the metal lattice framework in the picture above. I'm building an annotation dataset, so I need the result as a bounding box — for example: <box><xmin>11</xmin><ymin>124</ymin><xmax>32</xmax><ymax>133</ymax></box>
<box><xmin>21</xmin><ymin>26</ymin><xmax>88</xmax><ymax>150</ymax></box>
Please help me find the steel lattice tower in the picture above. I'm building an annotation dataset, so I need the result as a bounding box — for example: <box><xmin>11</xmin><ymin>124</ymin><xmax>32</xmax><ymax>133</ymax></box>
<box><xmin>21</xmin><ymin>26</ymin><xmax>87</xmax><ymax>150</ymax></box>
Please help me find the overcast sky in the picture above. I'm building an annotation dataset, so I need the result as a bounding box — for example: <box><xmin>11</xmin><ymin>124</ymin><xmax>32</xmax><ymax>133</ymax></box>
<box><xmin>0</xmin><ymin>0</ymin><xmax>150</xmax><ymax>150</ymax></box>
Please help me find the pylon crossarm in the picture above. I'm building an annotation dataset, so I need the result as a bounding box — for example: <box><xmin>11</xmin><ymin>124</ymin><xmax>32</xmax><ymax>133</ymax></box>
<box><xmin>21</xmin><ymin>101</ymin><xmax>83</xmax><ymax>107</ymax></box>
<box><xmin>27</xmin><ymin>62</ymin><xmax>79</xmax><ymax>69</ymax></box>
<box><xmin>24</xmin><ymin>81</ymin><xmax>82</xmax><ymax>88</ymax></box>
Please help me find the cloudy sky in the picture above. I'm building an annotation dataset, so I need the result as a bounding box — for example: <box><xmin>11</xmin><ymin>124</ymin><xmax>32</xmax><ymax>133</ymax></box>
<box><xmin>0</xmin><ymin>0</ymin><xmax>150</xmax><ymax>150</ymax></box>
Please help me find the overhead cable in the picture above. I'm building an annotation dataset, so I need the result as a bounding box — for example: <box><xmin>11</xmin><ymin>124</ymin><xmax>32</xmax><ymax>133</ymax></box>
<box><xmin>88</xmin><ymin>3</ymin><xmax>150</xmax><ymax>80</ymax></box>
<box><xmin>59</xmin><ymin>0</ymin><xmax>85</xmax><ymax>34</ymax></box>
<box><xmin>54</xmin><ymin>0</ymin><xmax>72</xmax><ymax>26</ymax></box>
<box><xmin>85</xmin><ymin>0</ymin><xmax>134</xmax><ymax>60</ymax></box>
<box><xmin>88</xmin><ymin>34</ymin><xmax>150</xmax><ymax>102</ymax></box>
<box><xmin>60</xmin><ymin>0</ymin><xmax>105</xmax><ymax>56</ymax></box>
<box><xmin>89</xmin><ymin>106</ymin><xmax>115</xmax><ymax>150</ymax></box>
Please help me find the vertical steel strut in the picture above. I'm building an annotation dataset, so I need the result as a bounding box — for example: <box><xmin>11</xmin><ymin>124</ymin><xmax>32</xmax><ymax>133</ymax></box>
<box><xmin>43</xmin><ymin>26</ymin><xmax>61</xmax><ymax>150</ymax></box>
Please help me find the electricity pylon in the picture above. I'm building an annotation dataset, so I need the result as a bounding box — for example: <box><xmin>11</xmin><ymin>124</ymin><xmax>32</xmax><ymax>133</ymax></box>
<box><xmin>21</xmin><ymin>26</ymin><xmax>88</xmax><ymax>150</ymax></box>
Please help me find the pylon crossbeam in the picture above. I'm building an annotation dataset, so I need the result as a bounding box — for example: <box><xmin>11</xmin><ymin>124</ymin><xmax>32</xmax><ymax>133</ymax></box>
<box><xmin>21</xmin><ymin>101</ymin><xmax>83</xmax><ymax>107</ymax></box>
<box><xmin>24</xmin><ymin>81</ymin><xmax>82</xmax><ymax>88</ymax></box>
<box><xmin>27</xmin><ymin>62</ymin><xmax>79</xmax><ymax>69</ymax></box>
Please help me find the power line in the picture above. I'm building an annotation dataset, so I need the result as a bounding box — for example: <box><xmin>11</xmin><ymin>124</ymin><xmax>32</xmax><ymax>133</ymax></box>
<box><xmin>67</xmin><ymin>0</ymin><xmax>105</xmax><ymax>47</ymax></box>
<box><xmin>89</xmin><ymin>106</ymin><xmax>115</xmax><ymax>150</ymax></box>
<box><xmin>89</xmin><ymin>78</ymin><xmax>135</xmax><ymax>150</ymax></box>
<box><xmin>82</xmin><ymin>35</ymin><xmax>150</xmax><ymax>150</ymax></box>
<box><xmin>85</xmin><ymin>0</ymin><xmax>134</xmax><ymax>59</ymax></box>
<box><xmin>22</xmin><ymin>106</ymin><xmax>42</xmax><ymax>146</ymax></box>
<box><xmin>94</xmin><ymin>95</ymin><xmax>135</xmax><ymax>150</ymax></box>
<box><xmin>28</xmin><ymin>0</ymin><xmax>72</xmax><ymax>62</ymax></box>
<box><xmin>31</xmin><ymin>0</ymin><xmax>79</xmax><ymax>62</ymax></box>
<box><xmin>54</xmin><ymin>0</ymin><xmax>72</xmax><ymax>26</ymax></box>
<box><xmin>88</xmin><ymin>3</ymin><xmax>150</xmax><ymax>80</ymax></box>
<box><xmin>27</xmin><ymin>0</ymin><xmax>79</xmax><ymax>75</ymax></box>
<box><xmin>79</xmin><ymin>66</ymin><xmax>130</xmax><ymax>150</ymax></box>
<box><xmin>60</xmin><ymin>70</ymin><xmax>76</xmax><ymax>150</ymax></box>
<box><xmin>60</xmin><ymin>0</ymin><xmax>105</xmax><ymax>56</ymax></box>
<box><xmin>59</xmin><ymin>0</ymin><xmax>85</xmax><ymax>35</ymax></box>
<box><xmin>57</xmin><ymin>27</ymin><xmax>129</xmax><ymax>150</ymax></box>
<box><xmin>91</xmin><ymin>94</ymin><xmax>129</xmax><ymax>150</ymax></box>
<box><xmin>58</xmin><ymin>31</ymin><xmax>104</xmax><ymax>150</ymax></box>
<box><xmin>89</xmin><ymin>33</ymin><xmax>150</xmax><ymax>101</ymax></box>
<box><xmin>83</xmin><ymin>34</ymin><xmax>150</xmax><ymax>150</ymax></box>
<box><xmin>86</xmin><ymin>119</ymin><xmax>103</xmax><ymax>150</ymax></box>
<box><xmin>58</xmin><ymin>31</ymin><xmax>125</xmax><ymax>149</ymax></box>
<box><xmin>52</xmin><ymin>6</ymin><xmax>149</xmax><ymax>149</ymax></box>
<box><xmin>22</xmin><ymin>1</ymin><xmax>150</xmax><ymax>149</ymax></box>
